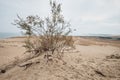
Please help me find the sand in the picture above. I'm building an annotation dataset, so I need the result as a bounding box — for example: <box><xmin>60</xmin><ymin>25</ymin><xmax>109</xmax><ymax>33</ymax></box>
<box><xmin>0</xmin><ymin>36</ymin><xmax>120</xmax><ymax>80</ymax></box>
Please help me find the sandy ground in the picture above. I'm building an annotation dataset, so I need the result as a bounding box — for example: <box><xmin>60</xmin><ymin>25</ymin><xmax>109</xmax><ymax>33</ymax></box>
<box><xmin>0</xmin><ymin>37</ymin><xmax>120</xmax><ymax>80</ymax></box>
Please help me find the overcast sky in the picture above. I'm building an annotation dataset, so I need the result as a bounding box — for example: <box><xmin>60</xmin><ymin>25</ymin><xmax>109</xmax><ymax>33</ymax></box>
<box><xmin>0</xmin><ymin>0</ymin><xmax>120</xmax><ymax>35</ymax></box>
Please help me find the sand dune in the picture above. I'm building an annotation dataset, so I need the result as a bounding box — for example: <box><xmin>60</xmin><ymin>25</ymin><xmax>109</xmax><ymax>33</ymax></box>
<box><xmin>0</xmin><ymin>37</ymin><xmax>120</xmax><ymax>80</ymax></box>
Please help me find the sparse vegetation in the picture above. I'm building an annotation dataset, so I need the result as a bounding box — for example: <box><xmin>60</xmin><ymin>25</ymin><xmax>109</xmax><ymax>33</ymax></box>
<box><xmin>14</xmin><ymin>0</ymin><xmax>74</xmax><ymax>62</ymax></box>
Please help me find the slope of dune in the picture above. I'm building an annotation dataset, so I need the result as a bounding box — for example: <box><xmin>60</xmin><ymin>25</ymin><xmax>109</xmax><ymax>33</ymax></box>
<box><xmin>0</xmin><ymin>37</ymin><xmax>120</xmax><ymax>80</ymax></box>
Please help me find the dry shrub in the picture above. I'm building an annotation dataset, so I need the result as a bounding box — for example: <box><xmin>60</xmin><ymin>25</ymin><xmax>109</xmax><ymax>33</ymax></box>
<box><xmin>14</xmin><ymin>0</ymin><xmax>74</xmax><ymax>62</ymax></box>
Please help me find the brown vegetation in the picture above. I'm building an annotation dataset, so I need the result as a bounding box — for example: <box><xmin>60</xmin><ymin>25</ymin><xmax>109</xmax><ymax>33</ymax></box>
<box><xmin>14</xmin><ymin>0</ymin><xmax>74</xmax><ymax>63</ymax></box>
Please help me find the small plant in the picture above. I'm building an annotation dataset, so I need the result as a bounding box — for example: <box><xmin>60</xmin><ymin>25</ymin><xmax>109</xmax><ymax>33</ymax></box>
<box><xmin>14</xmin><ymin>0</ymin><xmax>74</xmax><ymax>62</ymax></box>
